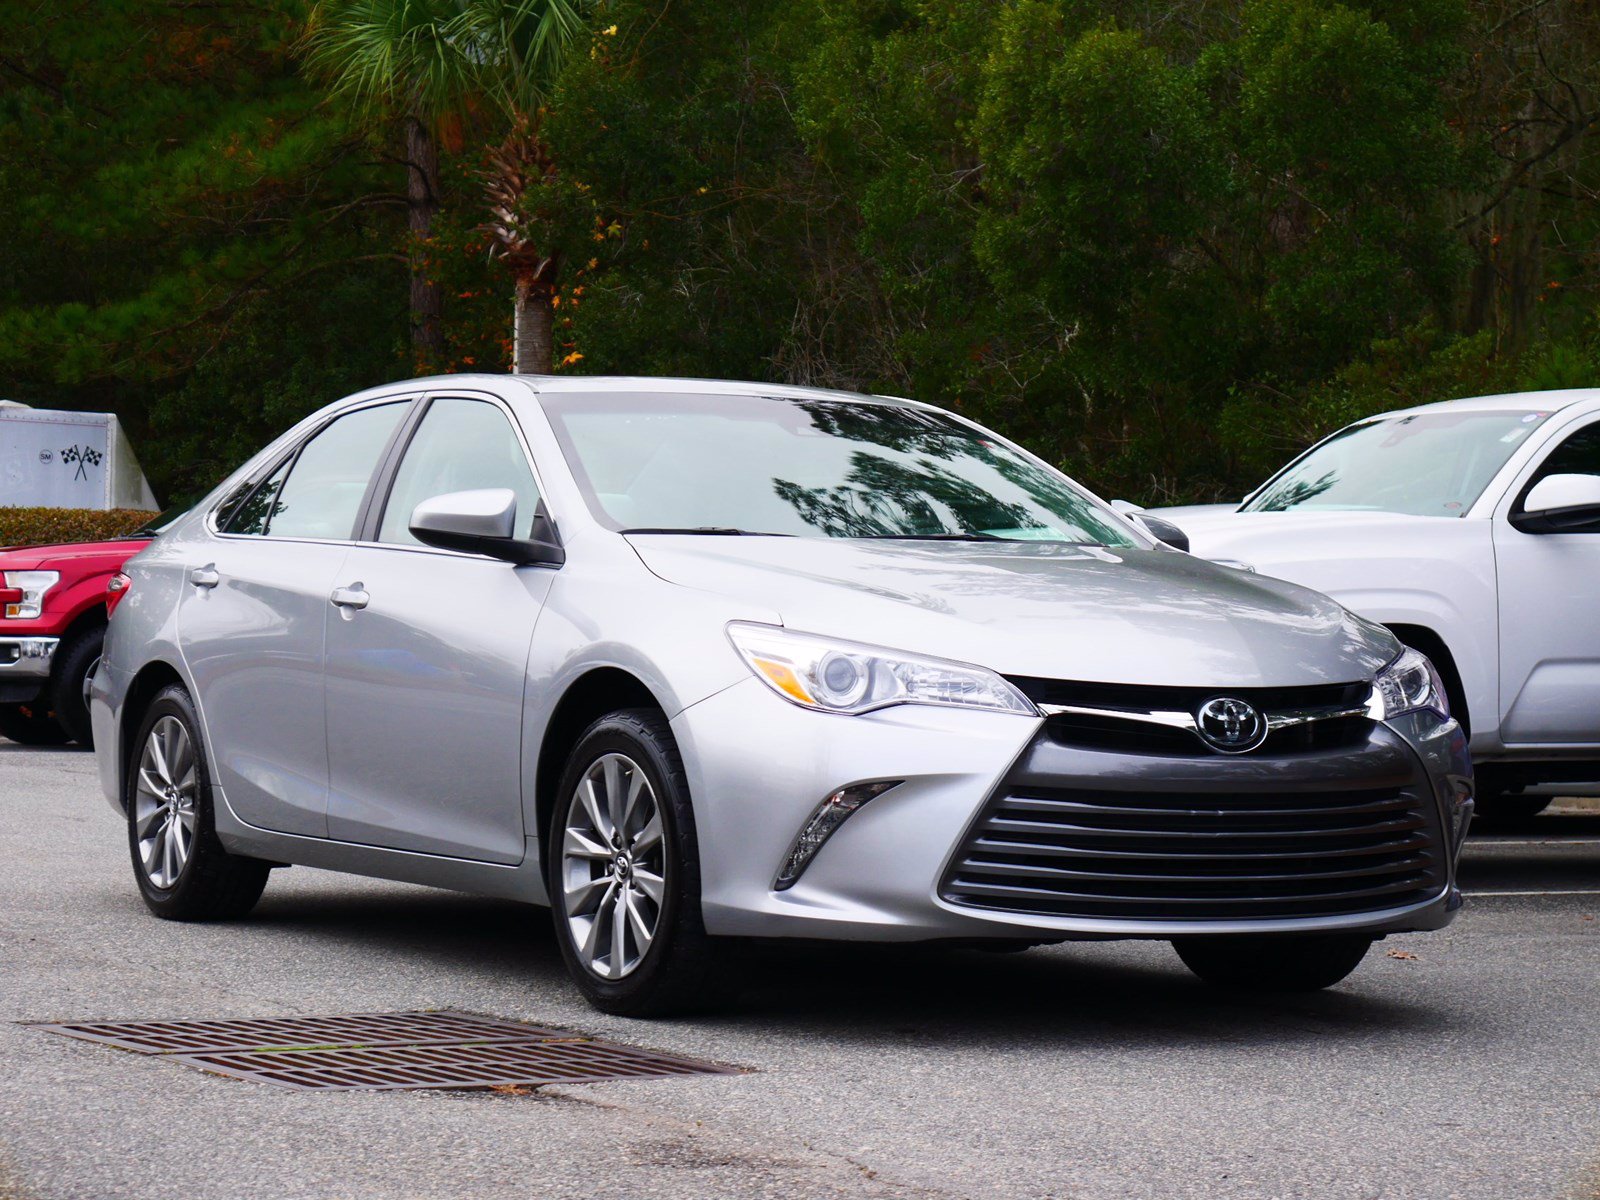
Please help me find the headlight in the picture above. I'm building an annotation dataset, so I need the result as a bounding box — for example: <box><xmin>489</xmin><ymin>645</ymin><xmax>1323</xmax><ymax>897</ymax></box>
<box><xmin>2</xmin><ymin>571</ymin><xmax>60</xmax><ymax>620</ymax></box>
<box><xmin>1368</xmin><ymin>647</ymin><xmax>1449</xmax><ymax>721</ymax></box>
<box><xmin>727</xmin><ymin>623</ymin><xmax>1039</xmax><ymax>717</ymax></box>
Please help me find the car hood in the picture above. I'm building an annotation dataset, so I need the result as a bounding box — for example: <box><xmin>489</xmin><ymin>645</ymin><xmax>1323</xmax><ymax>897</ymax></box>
<box><xmin>1147</xmin><ymin>509</ymin><xmax>1440</xmax><ymax>561</ymax></box>
<box><xmin>0</xmin><ymin>538</ymin><xmax>151</xmax><ymax>571</ymax></box>
<box><xmin>628</xmin><ymin>536</ymin><xmax>1397</xmax><ymax>688</ymax></box>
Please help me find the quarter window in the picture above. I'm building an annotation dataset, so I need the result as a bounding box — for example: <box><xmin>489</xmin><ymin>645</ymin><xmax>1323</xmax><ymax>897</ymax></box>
<box><xmin>378</xmin><ymin>397</ymin><xmax>541</xmax><ymax>546</ymax></box>
<box><xmin>219</xmin><ymin>457</ymin><xmax>292</xmax><ymax>536</ymax></box>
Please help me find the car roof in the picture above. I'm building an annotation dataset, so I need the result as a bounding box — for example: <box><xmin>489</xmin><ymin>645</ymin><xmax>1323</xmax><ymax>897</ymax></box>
<box><xmin>1376</xmin><ymin>388</ymin><xmax>1600</xmax><ymax>419</ymax></box>
<box><xmin>527</xmin><ymin>373</ymin><xmax>930</xmax><ymax>410</ymax></box>
<box><xmin>343</xmin><ymin>373</ymin><xmax>927</xmax><ymax>410</ymax></box>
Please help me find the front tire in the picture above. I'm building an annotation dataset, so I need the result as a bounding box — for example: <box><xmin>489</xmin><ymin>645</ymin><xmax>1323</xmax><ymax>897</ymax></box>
<box><xmin>1173</xmin><ymin>933</ymin><xmax>1374</xmax><ymax>992</ymax></box>
<box><xmin>549</xmin><ymin>708</ymin><xmax>719</xmax><ymax>1016</ymax></box>
<box><xmin>50</xmin><ymin>625</ymin><xmax>103</xmax><ymax>747</ymax></box>
<box><xmin>127</xmin><ymin>685</ymin><xmax>269</xmax><ymax>921</ymax></box>
<box><xmin>1474</xmin><ymin>788</ymin><xmax>1553</xmax><ymax>823</ymax></box>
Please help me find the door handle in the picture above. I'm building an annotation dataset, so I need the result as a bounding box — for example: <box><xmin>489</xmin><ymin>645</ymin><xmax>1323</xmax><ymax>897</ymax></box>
<box><xmin>189</xmin><ymin>565</ymin><xmax>220</xmax><ymax>590</ymax></box>
<box><xmin>330</xmin><ymin>584</ymin><xmax>369</xmax><ymax>611</ymax></box>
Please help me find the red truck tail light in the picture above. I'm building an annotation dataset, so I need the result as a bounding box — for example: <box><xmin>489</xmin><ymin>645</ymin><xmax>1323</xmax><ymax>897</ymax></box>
<box><xmin>106</xmin><ymin>571</ymin><xmax>132</xmax><ymax>618</ymax></box>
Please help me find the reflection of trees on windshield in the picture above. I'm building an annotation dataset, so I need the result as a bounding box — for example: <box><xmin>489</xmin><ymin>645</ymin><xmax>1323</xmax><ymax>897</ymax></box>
<box><xmin>776</xmin><ymin>400</ymin><xmax>1130</xmax><ymax>542</ymax></box>
<box><xmin>776</xmin><ymin>451</ymin><xmax>1039</xmax><ymax>536</ymax></box>
<box><xmin>1253</xmin><ymin>470</ymin><xmax>1338</xmax><ymax>512</ymax></box>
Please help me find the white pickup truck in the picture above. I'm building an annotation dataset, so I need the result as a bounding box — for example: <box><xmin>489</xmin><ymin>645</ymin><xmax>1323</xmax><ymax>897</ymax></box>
<box><xmin>1146</xmin><ymin>389</ymin><xmax>1600</xmax><ymax>819</ymax></box>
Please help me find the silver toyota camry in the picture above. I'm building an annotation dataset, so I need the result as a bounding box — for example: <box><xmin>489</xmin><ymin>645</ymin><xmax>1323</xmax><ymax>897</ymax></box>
<box><xmin>91</xmin><ymin>375</ymin><xmax>1474</xmax><ymax>1014</ymax></box>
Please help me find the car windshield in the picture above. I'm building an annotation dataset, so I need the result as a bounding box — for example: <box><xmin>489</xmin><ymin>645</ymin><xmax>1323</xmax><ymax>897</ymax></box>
<box><xmin>122</xmin><ymin>506</ymin><xmax>186</xmax><ymax>537</ymax></box>
<box><xmin>1243</xmin><ymin>410</ymin><xmax>1554</xmax><ymax>517</ymax></box>
<box><xmin>540</xmin><ymin>392</ymin><xmax>1138</xmax><ymax>546</ymax></box>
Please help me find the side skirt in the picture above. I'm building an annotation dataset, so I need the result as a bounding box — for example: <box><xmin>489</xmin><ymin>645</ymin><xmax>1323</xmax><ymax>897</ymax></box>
<box><xmin>213</xmin><ymin>787</ymin><xmax>551</xmax><ymax>906</ymax></box>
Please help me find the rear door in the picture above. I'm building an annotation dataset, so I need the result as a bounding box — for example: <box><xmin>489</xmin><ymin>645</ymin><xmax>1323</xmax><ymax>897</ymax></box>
<box><xmin>323</xmin><ymin>394</ymin><xmax>554</xmax><ymax>863</ymax></box>
<box><xmin>1493</xmin><ymin>415</ymin><xmax>1600</xmax><ymax>746</ymax></box>
<box><xmin>179</xmin><ymin>399</ymin><xmax>409</xmax><ymax>837</ymax></box>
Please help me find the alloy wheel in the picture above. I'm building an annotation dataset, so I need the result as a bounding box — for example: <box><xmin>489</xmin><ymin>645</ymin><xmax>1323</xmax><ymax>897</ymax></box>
<box><xmin>132</xmin><ymin>715</ymin><xmax>198</xmax><ymax>889</ymax></box>
<box><xmin>560</xmin><ymin>752</ymin><xmax>666</xmax><ymax>979</ymax></box>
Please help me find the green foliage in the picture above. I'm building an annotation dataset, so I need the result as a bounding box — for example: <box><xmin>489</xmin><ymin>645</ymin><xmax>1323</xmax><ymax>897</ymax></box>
<box><xmin>4</xmin><ymin>0</ymin><xmax>1600</xmax><ymax>506</ymax></box>
<box><xmin>0</xmin><ymin>0</ymin><xmax>408</xmax><ymax>501</ymax></box>
<box><xmin>304</xmin><ymin>0</ymin><xmax>593</xmax><ymax>127</ymax></box>
<box><xmin>0</xmin><ymin>508</ymin><xmax>155</xmax><ymax>548</ymax></box>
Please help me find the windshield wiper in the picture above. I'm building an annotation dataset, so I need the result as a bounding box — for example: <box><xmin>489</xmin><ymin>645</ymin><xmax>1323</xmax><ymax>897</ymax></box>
<box><xmin>619</xmin><ymin>527</ymin><xmax>795</xmax><ymax>536</ymax></box>
<box><xmin>852</xmin><ymin>531</ymin><xmax>1010</xmax><ymax>542</ymax></box>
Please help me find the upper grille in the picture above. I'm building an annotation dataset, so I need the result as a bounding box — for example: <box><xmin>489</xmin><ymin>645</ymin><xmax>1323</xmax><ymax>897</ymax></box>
<box><xmin>941</xmin><ymin>782</ymin><xmax>1446</xmax><ymax>922</ymax></box>
<box><xmin>1008</xmin><ymin>677</ymin><xmax>1374</xmax><ymax>758</ymax></box>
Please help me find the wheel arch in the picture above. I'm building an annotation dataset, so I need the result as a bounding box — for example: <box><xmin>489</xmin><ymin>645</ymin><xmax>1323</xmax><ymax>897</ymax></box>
<box><xmin>1384</xmin><ymin>623</ymin><xmax>1470</xmax><ymax>737</ymax></box>
<box><xmin>47</xmin><ymin>603</ymin><xmax>108</xmax><ymax>691</ymax></box>
<box><xmin>53</xmin><ymin>603</ymin><xmax>107</xmax><ymax>652</ymax></box>
<box><xmin>534</xmin><ymin>667</ymin><xmax>669</xmax><ymax>870</ymax></box>
<box><xmin>117</xmin><ymin>660</ymin><xmax>187</xmax><ymax>810</ymax></box>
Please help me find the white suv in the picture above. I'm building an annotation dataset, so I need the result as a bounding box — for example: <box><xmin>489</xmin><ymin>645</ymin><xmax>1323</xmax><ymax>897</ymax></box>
<box><xmin>1150</xmin><ymin>389</ymin><xmax>1600</xmax><ymax>818</ymax></box>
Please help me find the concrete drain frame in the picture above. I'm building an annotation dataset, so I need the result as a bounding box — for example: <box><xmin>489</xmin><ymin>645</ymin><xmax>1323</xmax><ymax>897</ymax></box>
<box><xmin>26</xmin><ymin>1010</ymin><xmax>743</xmax><ymax>1092</ymax></box>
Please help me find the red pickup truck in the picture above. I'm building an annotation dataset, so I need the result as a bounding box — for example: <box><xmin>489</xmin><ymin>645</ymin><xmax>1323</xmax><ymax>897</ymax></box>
<box><xmin>0</xmin><ymin>511</ymin><xmax>175</xmax><ymax>746</ymax></box>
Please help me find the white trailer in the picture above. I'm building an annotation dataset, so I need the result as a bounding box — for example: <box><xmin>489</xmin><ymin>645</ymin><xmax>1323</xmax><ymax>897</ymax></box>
<box><xmin>0</xmin><ymin>401</ymin><xmax>159</xmax><ymax>510</ymax></box>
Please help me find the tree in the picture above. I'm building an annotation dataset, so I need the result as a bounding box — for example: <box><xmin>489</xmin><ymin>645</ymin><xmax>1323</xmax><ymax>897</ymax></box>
<box><xmin>304</xmin><ymin>0</ymin><xmax>593</xmax><ymax>373</ymax></box>
<box><xmin>0</xmin><ymin>0</ymin><xmax>408</xmax><ymax>501</ymax></box>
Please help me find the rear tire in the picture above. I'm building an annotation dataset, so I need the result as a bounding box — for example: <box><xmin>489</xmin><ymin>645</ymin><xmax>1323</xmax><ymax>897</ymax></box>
<box><xmin>1474</xmin><ymin>789</ymin><xmax>1553</xmax><ymax>823</ymax></box>
<box><xmin>0</xmin><ymin>702</ymin><xmax>70</xmax><ymax>746</ymax></box>
<box><xmin>1173</xmin><ymin>933</ymin><xmax>1373</xmax><ymax>992</ymax></box>
<box><xmin>50</xmin><ymin>626</ymin><xmax>103</xmax><ymax>747</ymax></box>
<box><xmin>127</xmin><ymin>684</ymin><xmax>269</xmax><ymax>921</ymax></box>
<box><xmin>549</xmin><ymin>708</ymin><xmax>721</xmax><ymax>1016</ymax></box>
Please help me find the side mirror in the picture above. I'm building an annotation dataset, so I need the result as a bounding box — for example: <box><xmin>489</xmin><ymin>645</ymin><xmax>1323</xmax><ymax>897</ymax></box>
<box><xmin>1131</xmin><ymin>511</ymin><xmax>1190</xmax><ymax>553</ymax></box>
<box><xmin>1109</xmin><ymin>499</ymin><xmax>1144</xmax><ymax>515</ymax></box>
<box><xmin>409</xmin><ymin>488</ymin><xmax>566</xmax><ymax>566</ymax></box>
<box><xmin>1511</xmin><ymin>474</ymin><xmax>1600</xmax><ymax>534</ymax></box>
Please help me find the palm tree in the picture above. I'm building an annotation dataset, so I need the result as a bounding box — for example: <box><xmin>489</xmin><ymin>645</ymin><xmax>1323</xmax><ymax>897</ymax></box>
<box><xmin>303</xmin><ymin>0</ymin><xmax>591</xmax><ymax>373</ymax></box>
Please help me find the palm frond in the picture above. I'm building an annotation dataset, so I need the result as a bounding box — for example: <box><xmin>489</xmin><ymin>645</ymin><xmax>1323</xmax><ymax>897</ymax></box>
<box><xmin>304</xmin><ymin>0</ymin><xmax>595</xmax><ymax>126</ymax></box>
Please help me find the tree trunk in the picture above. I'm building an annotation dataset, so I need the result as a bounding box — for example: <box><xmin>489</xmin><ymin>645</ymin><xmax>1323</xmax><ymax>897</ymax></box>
<box><xmin>404</xmin><ymin>115</ymin><xmax>445</xmax><ymax>365</ymax></box>
<box><xmin>513</xmin><ymin>273</ymin><xmax>553</xmax><ymax>374</ymax></box>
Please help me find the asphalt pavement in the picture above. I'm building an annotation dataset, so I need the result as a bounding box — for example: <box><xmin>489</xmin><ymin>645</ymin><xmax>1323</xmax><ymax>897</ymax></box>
<box><xmin>3</xmin><ymin>742</ymin><xmax>1599</xmax><ymax>1200</ymax></box>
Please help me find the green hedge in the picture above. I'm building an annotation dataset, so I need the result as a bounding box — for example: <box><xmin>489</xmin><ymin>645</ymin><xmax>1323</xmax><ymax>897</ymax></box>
<box><xmin>0</xmin><ymin>507</ymin><xmax>156</xmax><ymax>547</ymax></box>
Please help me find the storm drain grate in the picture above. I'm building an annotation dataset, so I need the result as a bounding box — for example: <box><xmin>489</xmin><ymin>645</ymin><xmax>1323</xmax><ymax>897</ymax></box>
<box><xmin>27</xmin><ymin>1010</ymin><xmax>742</xmax><ymax>1092</ymax></box>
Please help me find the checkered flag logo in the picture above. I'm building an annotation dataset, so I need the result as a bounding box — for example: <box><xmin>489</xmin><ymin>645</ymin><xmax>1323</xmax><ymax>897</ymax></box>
<box><xmin>59</xmin><ymin>445</ymin><xmax>103</xmax><ymax>481</ymax></box>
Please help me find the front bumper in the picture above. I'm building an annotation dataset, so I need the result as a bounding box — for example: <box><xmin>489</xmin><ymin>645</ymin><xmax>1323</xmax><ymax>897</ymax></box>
<box><xmin>0</xmin><ymin>636</ymin><xmax>57</xmax><ymax>702</ymax></box>
<box><xmin>673</xmin><ymin>679</ymin><xmax>1470</xmax><ymax>942</ymax></box>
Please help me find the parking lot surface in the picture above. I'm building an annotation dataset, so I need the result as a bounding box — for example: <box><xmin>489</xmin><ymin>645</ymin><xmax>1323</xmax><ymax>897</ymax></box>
<box><xmin>3</xmin><ymin>743</ymin><xmax>1599</xmax><ymax>1200</ymax></box>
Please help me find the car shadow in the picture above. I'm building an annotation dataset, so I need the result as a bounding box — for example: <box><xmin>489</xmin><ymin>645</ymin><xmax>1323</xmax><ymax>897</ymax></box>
<box><xmin>243</xmin><ymin>881</ymin><xmax>1465</xmax><ymax>1051</ymax></box>
<box><xmin>250</xmin><ymin>885</ymin><xmax>563</xmax><ymax>975</ymax></box>
<box><xmin>709</xmin><ymin>940</ymin><xmax>1461</xmax><ymax>1050</ymax></box>
<box><xmin>1461</xmin><ymin>808</ymin><xmax>1600</xmax><ymax>890</ymax></box>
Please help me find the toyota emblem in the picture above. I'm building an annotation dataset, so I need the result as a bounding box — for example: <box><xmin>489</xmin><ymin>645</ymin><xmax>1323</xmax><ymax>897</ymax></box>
<box><xmin>1195</xmin><ymin>696</ymin><xmax>1268</xmax><ymax>753</ymax></box>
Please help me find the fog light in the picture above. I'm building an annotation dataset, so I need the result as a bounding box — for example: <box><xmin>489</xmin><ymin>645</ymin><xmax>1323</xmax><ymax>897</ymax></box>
<box><xmin>774</xmin><ymin>780</ymin><xmax>901</xmax><ymax>890</ymax></box>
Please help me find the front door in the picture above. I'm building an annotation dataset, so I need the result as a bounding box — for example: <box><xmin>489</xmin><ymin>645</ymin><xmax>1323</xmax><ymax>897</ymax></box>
<box><xmin>179</xmin><ymin>400</ymin><xmax>408</xmax><ymax>836</ymax></box>
<box><xmin>324</xmin><ymin>395</ymin><xmax>553</xmax><ymax>863</ymax></box>
<box><xmin>1494</xmin><ymin>416</ymin><xmax>1600</xmax><ymax>746</ymax></box>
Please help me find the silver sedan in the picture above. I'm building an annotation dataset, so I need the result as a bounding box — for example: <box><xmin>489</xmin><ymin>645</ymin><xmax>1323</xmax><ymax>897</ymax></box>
<box><xmin>92</xmin><ymin>375</ymin><xmax>1473</xmax><ymax>1014</ymax></box>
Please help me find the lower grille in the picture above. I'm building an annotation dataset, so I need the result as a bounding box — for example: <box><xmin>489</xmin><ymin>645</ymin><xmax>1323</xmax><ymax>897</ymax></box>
<box><xmin>941</xmin><ymin>784</ymin><xmax>1446</xmax><ymax>921</ymax></box>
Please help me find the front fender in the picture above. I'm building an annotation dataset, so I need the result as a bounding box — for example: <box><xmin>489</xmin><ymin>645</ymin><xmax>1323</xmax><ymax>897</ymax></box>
<box><xmin>518</xmin><ymin>539</ymin><xmax>781</xmax><ymax>850</ymax></box>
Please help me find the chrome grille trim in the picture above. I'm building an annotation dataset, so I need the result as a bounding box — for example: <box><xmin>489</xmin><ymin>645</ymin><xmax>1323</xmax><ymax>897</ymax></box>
<box><xmin>1035</xmin><ymin>701</ymin><xmax>1373</xmax><ymax>734</ymax></box>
